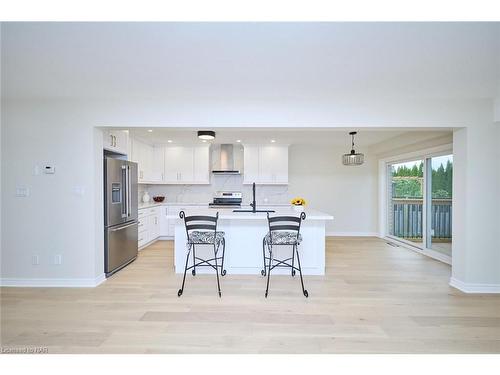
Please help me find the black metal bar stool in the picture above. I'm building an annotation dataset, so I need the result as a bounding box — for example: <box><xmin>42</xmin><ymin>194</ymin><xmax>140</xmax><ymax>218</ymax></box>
<box><xmin>262</xmin><ymin>212</ymin><xmax>308</xmax><ymax>298</ymax></box>
<box><xmin>177</xmin><ymin>211</ymin><xmax>227</xmax><ymax>297</ymax></box>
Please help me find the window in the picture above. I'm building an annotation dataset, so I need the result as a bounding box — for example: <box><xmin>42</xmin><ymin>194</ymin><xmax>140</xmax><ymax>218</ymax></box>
<box><xmin>386</xmin><ymin>152</ymin><xmax>453</xmax><ymax>261</ymax></box>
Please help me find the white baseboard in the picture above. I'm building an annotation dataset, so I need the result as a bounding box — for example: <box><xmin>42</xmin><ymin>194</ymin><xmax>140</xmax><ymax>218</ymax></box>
<box><xmin>0</xmin><ymin>273</ymin><xmax>106</xmax><ymax>288</ymax></box>
<box><xmin>326</xmin><ymin>232</ymin><xmax>379</xmax><ymax>237</ymax></box>
<box><xmin>449</xmin><ymin>277</ymin><xmax>500</xmax><ymax>294</ymax></box>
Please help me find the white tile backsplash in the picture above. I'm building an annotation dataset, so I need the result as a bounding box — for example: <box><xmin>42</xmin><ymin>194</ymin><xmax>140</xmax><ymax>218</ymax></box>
<box><xmin>139</xmin><ymin>175</ymin><xmax>289</xmax><ymax>205</ymax></box>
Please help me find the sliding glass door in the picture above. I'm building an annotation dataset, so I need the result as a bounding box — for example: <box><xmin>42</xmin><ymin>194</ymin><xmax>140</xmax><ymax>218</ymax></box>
<box><xmin>426</xmin><ymin>155</ymin><xmax>453</xmax><ymax>256</ymax></box>
<box><xmin>388</xmin><ymin>159</ymin><xmax>424</xmax><ymax>248</ymax></box>
<box><xmin>387</xmin><ymin>153</ymin><xmax>453</xmax><ymax>261</ymax></box>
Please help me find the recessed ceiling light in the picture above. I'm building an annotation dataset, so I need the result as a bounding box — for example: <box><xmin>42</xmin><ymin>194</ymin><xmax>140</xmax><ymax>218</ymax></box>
<box><xmin>202</xmin><ymin>140</ymin><xmax>207</xmax><ymax>143</ymax></box>
<box><xmin>270</xmin><ymin>139</ymin><xmax>276</xmax><ymax>143</ymax></box>
<box><xmin>236</xmin><ymin>140</ymin><xmax>241</xmax><ymax>143</ymax></box>
<box><xmin>147</xmin><ymin>129</ymin><xmax>153</xmax><ymax>133</ymax></box>
<box><xmin>167</xmin><ymin>140</ymin><xmax>173</xmax><ymax>143</ymax></box>
<box><xmin>197</xmin><ymin>130</ymin><xmax>216</xmax><ymax>140</ymax></box>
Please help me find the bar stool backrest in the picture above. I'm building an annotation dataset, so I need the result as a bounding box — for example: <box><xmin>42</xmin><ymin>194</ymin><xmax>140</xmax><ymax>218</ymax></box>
<box><xmin>179</xmin><ymin>211</ymin><xmax>219</xmax><ymax>239</ymax></box>
<box><xmin>266</xmin><ymin>212</ymin><xmax>306</xmax><ymax>243</ymax></box>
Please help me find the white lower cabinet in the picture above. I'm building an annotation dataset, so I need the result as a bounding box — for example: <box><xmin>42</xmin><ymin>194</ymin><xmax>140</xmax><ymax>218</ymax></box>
<box><xmin>139</xmin><ymin>204</ymin><xmax>207</xmax><ymax>246</ymax></box>
<box><xmin>138</xmin><ymin>206</ymin><xmax>161</xmax><ymax>248</ymax></box>
<box><xmin>159</xmin><ymin>206</ymin><xmax>169</xmax><ymax>237</ymax></box>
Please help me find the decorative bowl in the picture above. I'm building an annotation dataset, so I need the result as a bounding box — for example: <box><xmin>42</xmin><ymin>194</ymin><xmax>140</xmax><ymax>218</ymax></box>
<box><xmin>153</xmin><ymin>196</ymin><xmax>165</xmax><ymax>202</ymax></box>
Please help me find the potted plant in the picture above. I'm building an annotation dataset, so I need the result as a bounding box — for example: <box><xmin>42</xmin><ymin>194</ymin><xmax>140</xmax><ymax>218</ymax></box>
<box><xmin>290</xmin><ymin>197</ymin><xmax>306</xmax><ymax>211</ymax></box>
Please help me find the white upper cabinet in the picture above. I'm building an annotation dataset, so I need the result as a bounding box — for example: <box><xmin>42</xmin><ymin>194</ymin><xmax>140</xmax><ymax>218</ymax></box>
<box><xmin>103</xmin><ymin>129</ymin><xmax>129</xmax><ymax>155</ymax></box>
<box><xmin>151</xmin><ymin>146</ymin><xmax>165</xmax><ymax>182</ymax></box>
<box><xmin>243</xmin><ymin>145</ymin><xmax>260</xmax><ymax>183</ymax></box>
<box><xmin>163</xmin><ymin>146</ymin><xmax>193</xmax><ymax>183</ymax></box>
<box><xmin>243</xmin><ymin>145</ymin><xmax>288</xmax><ymax>185</ymax></box>
<box><xmin>130</xmin><ymin>138</ymin><xmax>210</xmax><ymax>185</ymax></box>
<box><xmin>193</xmin><ymin>146</ymin><xmax>210</xmax><ymax>183</ymax></box>
<box><xmin>162</xmin><ymin>145</ymin><xmax>210</xmax><ymax>184</ymax></box>
<box><xmin>131</xmin><ymin>138</ymin><xmax>153</xmax><ymax>183</ymax></box>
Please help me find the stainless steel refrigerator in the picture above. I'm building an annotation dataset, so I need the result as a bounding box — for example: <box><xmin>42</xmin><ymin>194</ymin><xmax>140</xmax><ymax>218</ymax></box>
<box><xmin>104</xmin><ymin>157</ymin><xmax>138</xmax><ymax>277</ymax></box>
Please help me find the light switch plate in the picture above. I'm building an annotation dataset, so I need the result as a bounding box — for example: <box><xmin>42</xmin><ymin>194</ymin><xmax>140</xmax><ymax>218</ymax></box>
<box><xmin>15</xmin><ymin>186</ymin><xmax>30</xmax><ymax>197</ymax></box>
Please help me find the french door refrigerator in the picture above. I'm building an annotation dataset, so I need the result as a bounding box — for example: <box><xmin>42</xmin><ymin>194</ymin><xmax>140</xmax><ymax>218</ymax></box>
<box><xmin>104</xmin><ymin>157</ymin><xmax>138</xmax><ymax>277</ymax></box>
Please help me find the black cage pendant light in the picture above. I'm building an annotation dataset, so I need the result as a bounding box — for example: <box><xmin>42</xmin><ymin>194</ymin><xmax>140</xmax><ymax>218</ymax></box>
<box><xmin>342</xmin><ymin>131</ymin><xmax>364</xmax><ymax>166</ymax></box>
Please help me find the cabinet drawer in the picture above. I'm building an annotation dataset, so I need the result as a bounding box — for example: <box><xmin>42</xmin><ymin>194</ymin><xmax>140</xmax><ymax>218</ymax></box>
<box><xmin>138</xmin><ymin>210</ymin><xmax>147</xmax><ymax>219</ymax></box>
<box><xmin>138</xmin><ymin>230</ymin><xmax>149</xmax><ymax>247</ymax></box>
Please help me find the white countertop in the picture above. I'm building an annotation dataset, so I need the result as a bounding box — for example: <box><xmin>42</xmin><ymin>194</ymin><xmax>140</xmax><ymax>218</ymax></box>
<box><xmin>165</xmin><ymin>205</ymin><xmax>334</xmax><ymax>221</ymax></box>
<box><xmin>138</xmin><ymin>202</ymin><xmax>207</xmax><ymax>209</ymax></box>
<box><xmin>138</xmin><ymin>201</ymin><xmax>292</xmax><ymax>209</ymax></box>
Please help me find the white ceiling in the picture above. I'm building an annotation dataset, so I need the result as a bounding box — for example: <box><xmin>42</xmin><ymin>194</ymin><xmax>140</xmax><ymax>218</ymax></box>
<box><xmin>126</xmin><ymin>127</ymin><xmax>451</xmax><ymax>147</ymax></box>
<box><xmin>2</xmin><ymin>22</ymin><xmax>500</xmax><ymax>99</ymax></box>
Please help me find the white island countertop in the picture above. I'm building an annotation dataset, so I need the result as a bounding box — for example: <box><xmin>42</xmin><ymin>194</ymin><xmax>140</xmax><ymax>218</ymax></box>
<box><xmin>165</xmin><ymin>206</ymin><xmax>334</xmax><ymax>221</ymax></box>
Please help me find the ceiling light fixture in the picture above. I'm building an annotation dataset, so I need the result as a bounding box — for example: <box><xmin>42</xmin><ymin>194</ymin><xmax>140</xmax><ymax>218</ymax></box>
<box><xmin>147</xmin><ymin>129</ymin><xmax>153</xmax><ymax>133</ymax></box>
<box><xmin>342</xmin><ymin>131</ymin><xmax>364</xmax><ymax>166</ymax></box>
<box><xmin>167</xmin><ymin>140</ymin><xmax>173</xmax><ymax>143</ymax></box>
<box><xmin>236</xmin><ymin>140</ymin><xmax>241</xmax><ymax>143</ymax></box>
<box><xmin>197</xmin><ymin>130</ymin><xmax>216</xmax><ymax>140</ymax></box>
<box><xmin>270</xmin><ymin>139</ymin><xmax>276</xmax><ymax>143</ymax></box>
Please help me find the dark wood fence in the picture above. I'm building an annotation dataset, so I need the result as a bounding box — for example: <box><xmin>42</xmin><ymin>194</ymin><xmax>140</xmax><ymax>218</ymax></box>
<box><xmin>392</xmin><ymin>198</ymin><xmax>452</xmax><ymax>240</ymax></box>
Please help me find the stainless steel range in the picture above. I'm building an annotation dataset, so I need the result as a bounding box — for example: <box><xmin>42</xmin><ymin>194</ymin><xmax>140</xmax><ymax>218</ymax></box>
<box><xmin>209</xmin><ymin>191</ymin><xmax>242</xmax><ymax>208</ymax></box>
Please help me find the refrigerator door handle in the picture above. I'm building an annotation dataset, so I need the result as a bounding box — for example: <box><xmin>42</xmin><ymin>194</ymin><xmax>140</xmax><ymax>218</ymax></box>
<box><xmin>127</xmin><ymin>165</ymin><xmax>132</xmax><ymax>217</ymax></box>
<box><xmin>121</xmin><ymin>165</ymin><xmax>127</xmax><ymax>218</ymax></box>
<box><xmin>109</xmin><ymin>221</ymin><xmax>137</xmax><ymax>231</ymax></box>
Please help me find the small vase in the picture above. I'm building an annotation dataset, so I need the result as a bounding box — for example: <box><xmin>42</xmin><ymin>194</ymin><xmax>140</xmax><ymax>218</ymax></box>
<box><xmin>293</xmin><ymin>205</ymin><xmax>304</xmax><ymax>212</ymax></box>
<box><xmin>142</xmin><ymin>191</ymin><xmax>150</xmax><ymax>203</ymax></box>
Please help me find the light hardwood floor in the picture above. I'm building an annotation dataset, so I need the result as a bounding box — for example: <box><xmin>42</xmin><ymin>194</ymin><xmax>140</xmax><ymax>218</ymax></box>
<box><xmin>2</xmin><ymin>237</ymin><xmax>500</xmax><ymax>353</ymax></box>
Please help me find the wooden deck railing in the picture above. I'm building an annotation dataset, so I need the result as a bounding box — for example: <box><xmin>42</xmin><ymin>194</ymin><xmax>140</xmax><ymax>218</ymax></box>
<box><xmin>391</xmin><ymin>198</ymin><xmax>452</xmax><ymax>240</ymax></box>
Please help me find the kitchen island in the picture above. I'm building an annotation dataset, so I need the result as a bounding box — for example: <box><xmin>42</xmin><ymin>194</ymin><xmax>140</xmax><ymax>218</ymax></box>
<box><xmin>166</xmin><ymin>206</ymin><xmax>333</xmax><ymax>275</ymax></box>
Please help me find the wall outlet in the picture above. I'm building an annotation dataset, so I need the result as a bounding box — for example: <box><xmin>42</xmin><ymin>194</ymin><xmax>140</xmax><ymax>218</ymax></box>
<box><xmin>32</xmin><ymin>255</ymin><xmax>39</xmax><ymax>265</ymax></box>
<box><xmin>72</xmin><ymin>186</ymin><xmax>85</xmax><ymax>196</ymax></box>
<box><xmin>43</xmin><ymin>165</ymin><xmax>56</xmax><ymax>174</ymax></box>
<box><xmin>54</xmin><ymin>254</ymin><xmax>62</xmax><ymax>265</ymax></box>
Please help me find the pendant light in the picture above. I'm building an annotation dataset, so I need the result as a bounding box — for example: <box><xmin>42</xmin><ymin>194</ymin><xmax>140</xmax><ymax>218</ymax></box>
<box><xmin>197</xmin><ymin>130</ymin><xmax>216</xmax><ymax>140</ymax></box>
<box><xmin>342</xmin><ymin>131</ymin><xmax>364</xmax><ymax>166</ymax></box>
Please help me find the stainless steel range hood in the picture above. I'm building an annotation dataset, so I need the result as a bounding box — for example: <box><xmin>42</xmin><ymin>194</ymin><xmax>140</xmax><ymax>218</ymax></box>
<box><xmin>212</xmin><ymin>144</ymin><xmax>241</xmax><ymax>175</ymax></box>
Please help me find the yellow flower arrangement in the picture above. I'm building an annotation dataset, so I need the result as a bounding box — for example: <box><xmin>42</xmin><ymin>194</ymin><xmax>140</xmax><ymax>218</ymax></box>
<box><xmin>291</xmin><ymin>197</ymin><xmax>307</xmax><ymax>206</ymax></box>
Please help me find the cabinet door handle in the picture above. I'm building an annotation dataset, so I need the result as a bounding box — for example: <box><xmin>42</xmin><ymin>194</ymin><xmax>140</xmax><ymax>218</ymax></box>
<box><xmin>110</xmin><ymin>135</ymin><xmax>114</xmax><ymax>147</ymax></box>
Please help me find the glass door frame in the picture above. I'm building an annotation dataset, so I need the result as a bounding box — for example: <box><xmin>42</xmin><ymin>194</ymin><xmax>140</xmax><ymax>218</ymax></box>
<box><xmin>382</xmin><ymin>146</ymin><xmax>453</xmax><ymax>265</ymax></box>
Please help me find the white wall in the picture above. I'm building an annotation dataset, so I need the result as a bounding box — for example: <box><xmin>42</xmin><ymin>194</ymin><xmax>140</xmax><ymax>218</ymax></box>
<box><xmin>288</xmin><ymin>145</ymin><xmax>377</xmax><ymax>235</ymax></box>
<box><xmin>1</xmin><ymin>99</ymin><xmax>103</xmax><ymax>286</ymax></box>
<box><xmin>494</xmin><ymin>98</ymin><xmax>500</xmax><ymax>122</ymax></box>
<box><xmin>450</xmin><ymin>123</ymin><xmax>500</xmax><ymax>291</ymax></box>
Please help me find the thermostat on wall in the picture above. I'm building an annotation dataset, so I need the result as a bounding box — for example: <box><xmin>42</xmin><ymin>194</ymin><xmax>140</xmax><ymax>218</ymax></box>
<box><xmin>44</xmin><ymin>165</ymin><xmax>55</xmax><ymax>174</ymax></box>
